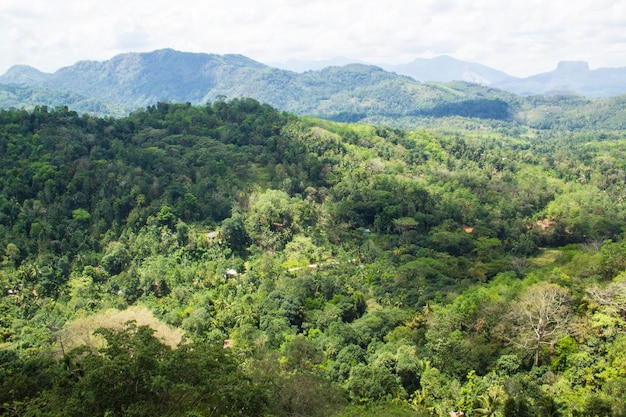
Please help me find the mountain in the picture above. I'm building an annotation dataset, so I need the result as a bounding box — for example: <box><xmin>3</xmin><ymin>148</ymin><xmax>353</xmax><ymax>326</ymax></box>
<box><xmin>0</xmin><ymin>64</ymin><xmax>51</xmax><ymax>84</ymax></box>
<box><xmin>494</xmin><ymin>61</ymin><xmax>626</xmax><ymax>98</ymax></box>
<box><xmin>270</xmin><ymin>56</ymin><xmax>366</xmax><ymax>72</ymax></box>
<box><xmin>270</xmin><ymin>56</ymin><xmax>626</xmax><ymax>98</ymax></box>
<box><xmin>265</xmin><ymin>55</ymin><xmax>626</xmax><ymax>98</ymax></box>
<box><xmin>382</xmin><ymin>55</ymin><xmax>515</xmax><ymax>85</ymax></box>
<box><xmin>16</xmin><ymin>49</ymin><xmax>270</xmax><ymax>110</ymax></box>
<box><xmin>2</xmin><ymin>49</ymin><xmax>626</xmax><ymax>124</ymax></box>
<box><xmin>0</xmin><ymin>49</ymin><xmax>520</xmax><ymax>122</ymax></box>
<box><xmin>0</xmin><ymin>82</ymin><xmax>125</xmax><ymax>115</ymax></box>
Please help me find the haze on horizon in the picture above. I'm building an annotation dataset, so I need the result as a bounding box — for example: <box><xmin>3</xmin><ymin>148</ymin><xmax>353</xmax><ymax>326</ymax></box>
<box><xmin>1</xmin><ymin>0</ymin><xmax>625</xmax><ymax>78</ymax></box>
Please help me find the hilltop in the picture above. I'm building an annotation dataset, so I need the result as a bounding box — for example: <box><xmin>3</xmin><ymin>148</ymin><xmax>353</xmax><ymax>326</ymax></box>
<box><xmin>2</xmin><ymin>49</ymin><xmax>626</xmax><ymax>129</ymax></box>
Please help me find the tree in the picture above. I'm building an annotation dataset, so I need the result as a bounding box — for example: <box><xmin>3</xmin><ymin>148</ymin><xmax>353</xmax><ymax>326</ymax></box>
<box><xmin>577</xmin><ymin>393</ymin><xmax>615</xmax><ymax>417</ymax></box>
<box><xmin>537</xmin><ymin>394</ymin><xmax>565</xmax><ymax>417</ymax></box>
<box><xmin>587</xmin><ymin>278</ymin><xmax>626</xmax><ymax>321</ymax></box>
<box><xmin>156</xmin><ymin>204</ymin><xmax>178</xmax><ymax>229</ymax></box>
<box><xmin>3</xmin><ymin>243</ymin><xmax>21</xmax><ymax>267</ymax></box>
<box><xmin>247</xmin><ymin>349</ymin><xmax>345</xmax><ymax>417</ymax></box>
<box><xmin>500</xmin><ymin>282</ymin><xmax>572</xmax><ymax>366</ymax></box>
<box><xmin>39</xmin><ymin>322</ymin><xmax>267</xmax><ymax>417</ymax></box>
<box><xmin>245</xmin><ymin>189</ymin><xmax>296</xmax><ymax>251</ymax></box>
<box><xmin>100</xmin><ymin>241</ymin><xmax>131</xmax><ymax>276</ymax></box>
<box><xmin>393</xmin><ymin>217</ymin><xmax>419</xmax><ymax>234</ymax></box>
<box><xmin>598</xmin><ymin>240</ymin><xmax>626</xmax><ymax>280</ymax></box>
<box><xmin>221</xmin><ymin>210</ymin><xmax>250</xmax><ymax>254</ymax></box>
<box><xmin>346</xmin><ymin>363</ymin><xmax>404</xmax><ymax>402</ymax></box>
<box><xmin>503</xmin><ymin>397</ymin><xmax>532</xmax><ymax>417</ymax></box>
<box><xmin>473</xmin><ymin>386</ymin><xmax>504</xmax><ymax>417</ymax></box>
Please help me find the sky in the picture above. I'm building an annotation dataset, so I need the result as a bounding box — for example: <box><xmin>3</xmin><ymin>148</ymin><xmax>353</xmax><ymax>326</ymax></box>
<box><xmin>1</xmin><ymin>0</ymin><xmax>625</xmax><ymax>77</ymax></box>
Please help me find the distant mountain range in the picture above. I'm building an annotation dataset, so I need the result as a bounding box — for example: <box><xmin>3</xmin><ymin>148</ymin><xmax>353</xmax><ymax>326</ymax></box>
<box><xmin>382</xmin><ymin>55</ymin><xmax>514</xmax><ymax>86</ymax></box>
<box><xmin>1</xmin><ymin>49</ymin><xmax>626</xmax><ymax>129</ymax></box>
<box><xmin>275</xmin><ymin>55</ymin><xmax>626</xmax><ymax>98</ymax></box>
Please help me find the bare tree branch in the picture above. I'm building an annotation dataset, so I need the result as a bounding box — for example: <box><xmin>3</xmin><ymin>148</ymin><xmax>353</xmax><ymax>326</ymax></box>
<box><xmin>499</xmin><ymin>282</ymin><xmax>572</xmax><ymax>366</ymax></box>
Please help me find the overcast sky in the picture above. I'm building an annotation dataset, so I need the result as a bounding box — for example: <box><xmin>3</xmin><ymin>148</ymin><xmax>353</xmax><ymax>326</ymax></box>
<box><xmin>1</xmin><ymin>0</ymin><xmax>625</xmax><ymax>77</ymax></box>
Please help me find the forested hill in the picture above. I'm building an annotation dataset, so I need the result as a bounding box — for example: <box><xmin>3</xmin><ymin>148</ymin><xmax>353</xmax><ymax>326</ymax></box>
<box><xmin>3</xmin><ymin>49</ymin><xmax>626</xmax><ymax>131</ymax></box>
<box><xmin>2</xmin><ymin>101</ymin><xmax>626</xmax><ymax>416</ymax></box>
<box><xmin>0</xmin><ymin>49</ymin><xmax>518</xmax><ymax>121</ymax></box>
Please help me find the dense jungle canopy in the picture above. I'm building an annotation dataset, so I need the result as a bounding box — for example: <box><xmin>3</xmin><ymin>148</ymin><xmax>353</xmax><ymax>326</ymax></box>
<box><xmin>1</xmin><ymin>99</ymin><xmax>626</xmax><ymax>416</ymax></box>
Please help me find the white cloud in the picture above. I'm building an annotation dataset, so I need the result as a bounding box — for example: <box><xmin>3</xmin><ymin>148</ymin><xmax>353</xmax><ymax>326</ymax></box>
<box><xmin>0</xmin><ymin>0</ymin><xmax>625</xmax><ymax>77</ymax></box>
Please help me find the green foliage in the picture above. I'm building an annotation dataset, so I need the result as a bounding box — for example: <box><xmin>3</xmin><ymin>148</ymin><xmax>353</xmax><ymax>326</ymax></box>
<box><xmin>33</xmin><ymin>323</ymin><xmax>267</xmax><ymax>417</ymax></box>
<box><xmin>100</xmin><ymin>242</ymin><xmax>131</xmax><ymax>276</ymax></box>
<box><xmin>7</xmin><ymin>51</ymin><xmax>626</xmax><ymax>132</ymax></box>
<box><xmin>503</xmin><ymin>397</ymin><xmax>533</xmax><ymax>417</ymax></box>
<box><xmin>1</xmin><ymin>102</ymin><xmax>626</xmax><ymax>415</ymax></box>
<box><xmin>346</xmin><ymin>362</ymin><xmax>404</xmax><ymax>402</ymax></box>
<box><xmin>245</xmin><ymin>189</ymin><xmax>297</xmax><ymax>252</ymax></box>
<box><xmin>337</xmin><ymin>400</ymin><xmax>428</xmax><ymax>417</ymax></box>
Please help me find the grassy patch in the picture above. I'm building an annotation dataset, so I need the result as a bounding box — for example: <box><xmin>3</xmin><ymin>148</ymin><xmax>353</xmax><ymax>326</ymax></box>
<box><xmin>57</xmin><ymin>305</ymin><xmax>184</xmax><ymax>356</ymax></box>
<box><xmin>530</xmin><ymin>249</ymin><xmax>562</xmax><ymax>267</ymax></box>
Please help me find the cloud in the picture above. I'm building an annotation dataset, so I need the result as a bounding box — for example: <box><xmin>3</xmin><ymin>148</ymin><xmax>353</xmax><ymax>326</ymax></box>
<box><xmin>114</xmin><ymin>29</ymin><xmax>151</xmax><ymax>51</ymax></box>
<box><xmin>0</xmin><ymin>0</ymin><xmax>625</xmax><ymax>77</ymax></box>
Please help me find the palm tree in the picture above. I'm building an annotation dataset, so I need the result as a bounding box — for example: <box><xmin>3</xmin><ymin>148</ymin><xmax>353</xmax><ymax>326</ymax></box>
<box><xmin>410</xmin><ymin>388</ymin><xmax>429</xmax><ymax>410</ymax></box>
<box><xmin>537</xmin><ymin>395</ymin><xmax>565</xmax><ymax>417</ymax></box>
<box><xmin>473</xmin><ymin>386</ymin><xmax>504</xmax><ymax>417</ymax></box>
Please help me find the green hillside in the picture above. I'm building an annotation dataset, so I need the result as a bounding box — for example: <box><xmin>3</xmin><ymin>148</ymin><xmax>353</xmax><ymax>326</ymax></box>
<box><xmin>4</xmin><ymin>50</ymin><xmax>626</xmax><ymax>133</ymax></box>
<box><xmin>1</xmin><ymin>49</ymin><xmax>522</xmax><ymax>122</ymax></box>
<box><xmin>0</xmin><ymin>83</ymin><xmax>126</xmax><ymax>117</ymax></box>
<box><xmin>1</xmin><ymin>100</ymin><xmax>626</xmax><ymax>416</ymax></box>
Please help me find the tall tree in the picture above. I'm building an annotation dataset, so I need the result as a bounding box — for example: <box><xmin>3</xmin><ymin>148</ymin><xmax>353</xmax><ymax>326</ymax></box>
<box><xmin>500</xmin><ymin>282</ymin><xmax>572</xmax><ymax>366</ymax></box>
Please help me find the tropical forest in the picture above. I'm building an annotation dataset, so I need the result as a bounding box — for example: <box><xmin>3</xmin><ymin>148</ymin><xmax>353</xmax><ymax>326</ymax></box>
<box><xmin>1</xmin><ymin>97</ymin><xmax>626</xmax><ymax>417</ymax></box>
